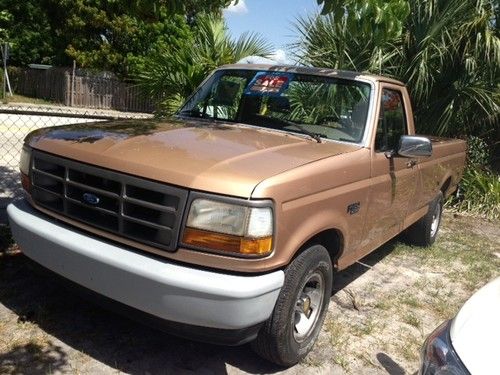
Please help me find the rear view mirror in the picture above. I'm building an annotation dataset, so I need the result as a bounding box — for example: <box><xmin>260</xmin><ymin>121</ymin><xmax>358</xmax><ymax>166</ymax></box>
<box><xmin>398</xmin><ymin>135</ymin><xmax>432</xmax><ymax>157</ymax></box>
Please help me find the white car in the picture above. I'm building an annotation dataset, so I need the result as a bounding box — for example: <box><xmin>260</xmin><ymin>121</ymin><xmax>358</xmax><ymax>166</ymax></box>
<box><xmin>419</xmin><ymin>277</ymin><xmax>500</xmax><ymax>374</ymax></box>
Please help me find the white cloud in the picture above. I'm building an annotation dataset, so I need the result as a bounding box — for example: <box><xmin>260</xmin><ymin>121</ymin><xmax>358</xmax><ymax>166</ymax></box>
<box><xmin>271</xmin><ymin>49</ymin><xmax>289</xmax><ymax>64</ymax></box>
<box><xmin>224</xmin><ymin>0</ymin><xmax>248</xmax><ymax>14</ymax></box>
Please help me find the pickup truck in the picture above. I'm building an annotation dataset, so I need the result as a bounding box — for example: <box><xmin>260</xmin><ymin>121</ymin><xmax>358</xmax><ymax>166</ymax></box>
<box><xmin>7</xmin><ymin>64</ymin><xmax>466</xmax><ymax>366</ymax></box>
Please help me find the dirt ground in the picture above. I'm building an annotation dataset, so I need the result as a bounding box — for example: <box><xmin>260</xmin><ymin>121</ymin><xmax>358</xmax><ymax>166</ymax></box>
<box><xmin>0</xmin><ymin>211</ymin><xmax>499</xmax><ymax>375</ymax></box>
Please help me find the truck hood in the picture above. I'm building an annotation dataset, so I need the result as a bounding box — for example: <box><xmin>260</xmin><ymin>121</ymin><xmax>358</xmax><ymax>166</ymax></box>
<box><xmin>26</xmin><ymin>118</ymin><xmax>360</xmax><ymax>197</ymax></box>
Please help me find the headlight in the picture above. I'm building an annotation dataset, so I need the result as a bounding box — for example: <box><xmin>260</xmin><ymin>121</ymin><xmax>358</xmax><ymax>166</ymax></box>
<box><xmin>19</xmin><ymin>146</ymin><xmax>32</xmax><ymax>192</ymax></box>
<box><xmin>419</xmin><ymin>321</ymin><xmax>468</xmax><ymax>375</ymax></box>
<box><xmin>182</xmin><ymin>198</ymin><xmax>273</xmax><ymax>256</ymax></box>
<box><xmin>20</xmin><ymin>146</ymin><xmax>31</xmax><ymax>175</ymax></box>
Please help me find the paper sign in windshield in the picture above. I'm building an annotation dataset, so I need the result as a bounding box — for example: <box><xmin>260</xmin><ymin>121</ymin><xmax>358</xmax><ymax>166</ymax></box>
<box><xmin>244</xmin><ymin>72</ymin><xmax>292</xmax><ymax>96</ymax></box>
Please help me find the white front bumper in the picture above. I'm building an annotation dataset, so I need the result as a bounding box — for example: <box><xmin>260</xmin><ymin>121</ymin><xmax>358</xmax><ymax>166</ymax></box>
<box><xmin>7</xmin><ymin>199</ymin><xmax>283</xmax><ymax>330</ymax></box>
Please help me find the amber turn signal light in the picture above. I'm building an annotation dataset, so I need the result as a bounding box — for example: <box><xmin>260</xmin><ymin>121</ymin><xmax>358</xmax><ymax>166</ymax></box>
<box><xmin>21</xmin><ymin>172</ymin><xmax>31</xmax><ymax>192</ymax></box>
<box><xmin>182</xmin><ymin>227</ymin><xmax>272</xmax><ymax>256</ymax></box>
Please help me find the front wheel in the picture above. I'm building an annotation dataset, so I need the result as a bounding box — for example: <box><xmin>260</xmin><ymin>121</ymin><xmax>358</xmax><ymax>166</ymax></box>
<box><xmin>252</xmin><ymin>245</ymin><xmax>333</xmax><ymax>366</ymax></box>
<box><xmin>405</xmin><ymin>191</ymin><xmax>443</xmax><ymax>247</ymax></box>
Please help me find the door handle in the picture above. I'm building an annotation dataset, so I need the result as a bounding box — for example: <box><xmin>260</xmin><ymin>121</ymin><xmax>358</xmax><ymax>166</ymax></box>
<box><xmin>406</xmin><ymin>159</ymin><xmax>417</xmax><ymax>168</ymax></box>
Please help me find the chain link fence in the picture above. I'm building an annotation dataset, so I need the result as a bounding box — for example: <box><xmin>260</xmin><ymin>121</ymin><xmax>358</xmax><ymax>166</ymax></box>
<box><xmin>0</xmin><ymin>103</ymin><xmax>153</xmax><ymax>208</ymax></box>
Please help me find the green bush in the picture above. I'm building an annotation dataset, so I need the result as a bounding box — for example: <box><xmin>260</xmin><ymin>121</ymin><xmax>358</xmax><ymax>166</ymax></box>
<box><xmin>453</xmin><ymin>168</ymin><xmax>500</xmax><ymax>220</ymax></box>
<box><xmin>446</xmin><ymin>136</ymin><xmax>499</xmax><ymax>220</ymax></box>
<box><xmin>466</xmin><ymin>136</ymin><xmax>491</xmax><ymax>168</ymax></box>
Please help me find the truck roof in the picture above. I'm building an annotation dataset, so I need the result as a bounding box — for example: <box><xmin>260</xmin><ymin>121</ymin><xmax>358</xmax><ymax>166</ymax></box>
<box><xmin>219</xmin><ymin>64</ymin><xmax>406</xmax><ymax>86</ymax></box>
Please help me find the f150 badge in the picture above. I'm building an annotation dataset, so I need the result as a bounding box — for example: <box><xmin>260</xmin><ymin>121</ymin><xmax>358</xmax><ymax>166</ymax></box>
<box><xmin>82</xmin><ymin>192</ymin><xmax>100</xmax><ymax>205</ymax></box>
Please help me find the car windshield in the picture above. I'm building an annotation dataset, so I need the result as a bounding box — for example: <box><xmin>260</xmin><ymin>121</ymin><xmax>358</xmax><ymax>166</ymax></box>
<box><xmin>177</xmin><ymin>69</ymin><xmax>372</xmax><ymax>143</ymax></box>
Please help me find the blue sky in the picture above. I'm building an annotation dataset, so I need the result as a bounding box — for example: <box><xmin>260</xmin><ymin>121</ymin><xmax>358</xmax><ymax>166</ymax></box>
<box><xmin>224</xmin><ymin>0</ymin><xmax>320</xmax><ymax>62</ymax></box>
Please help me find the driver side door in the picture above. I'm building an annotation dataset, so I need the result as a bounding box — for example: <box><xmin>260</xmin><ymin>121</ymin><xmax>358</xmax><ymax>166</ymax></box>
<box><xmin>358</xmin><ymin>85</ymin><xmax>419</xmax><ymax>257</ymax></box>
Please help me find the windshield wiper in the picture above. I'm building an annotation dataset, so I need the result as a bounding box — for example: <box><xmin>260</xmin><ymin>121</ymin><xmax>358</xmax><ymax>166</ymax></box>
<box><xmin>284</xmin><ymin>123</ymin><xmax>323</xmax><ymax>143</ymax></box>
<box><xmin>260</xmin><ymin>116</ymin><xmax>324</xmax><ymax>143</ymax></box>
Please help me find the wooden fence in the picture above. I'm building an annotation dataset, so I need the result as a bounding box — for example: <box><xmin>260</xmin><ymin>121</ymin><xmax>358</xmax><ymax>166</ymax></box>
<box><xmin>9</xmin><ymin>67</ymin><xmax>154</xmax><ymax>113</ymax></box>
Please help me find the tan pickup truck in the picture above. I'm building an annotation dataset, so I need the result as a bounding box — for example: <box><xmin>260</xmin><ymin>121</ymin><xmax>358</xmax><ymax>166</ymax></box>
<box><xmin>8</xmin><ymin>64</ymin><xmax>466</xmax><ymax>366</ymax></box>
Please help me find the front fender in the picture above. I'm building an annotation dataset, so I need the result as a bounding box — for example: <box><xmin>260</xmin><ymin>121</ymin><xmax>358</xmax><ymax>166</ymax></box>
<box><xmin>277</xmin><ymin>202</ymin><xmax>349</xmax><ymax>266</ymax></box>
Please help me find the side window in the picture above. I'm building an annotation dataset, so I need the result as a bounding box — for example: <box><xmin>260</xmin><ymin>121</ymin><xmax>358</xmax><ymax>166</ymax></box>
<box><xmin>375</xmin><ymin>89</ymin><xmax>407</xmax><ymax>152</ymax></box>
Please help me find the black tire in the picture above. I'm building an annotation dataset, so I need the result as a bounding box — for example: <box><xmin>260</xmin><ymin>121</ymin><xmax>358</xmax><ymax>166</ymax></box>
<box><xmin>405</xmin><ymin>191</ymin><xmax>443</xmax><ymax>247</ymax></box>
<box><xmin>251</xmin><ymin>245</ymin><xmax>333</xmax><ymax>367</ymax></box>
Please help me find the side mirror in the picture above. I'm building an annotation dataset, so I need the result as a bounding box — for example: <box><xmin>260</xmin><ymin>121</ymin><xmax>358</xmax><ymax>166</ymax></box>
<box><xmin>398</xmin><ymin>135</ymin><xmax>432</xmax><ymax>158</ymax></box>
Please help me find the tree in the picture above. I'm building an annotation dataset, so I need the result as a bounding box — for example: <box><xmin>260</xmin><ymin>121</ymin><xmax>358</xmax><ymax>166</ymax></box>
<box><xmin>0</xmin><ymin>10</ymin><xmax>10</xmax><ymax>41</ymax></box>
<box><xmin>0</xmin><ymin>1</ymin><xmax>55</xmax><ymax>65</ymax></box>
<box><xmin>44</xmin><ymin>0</ymin><xmax>196</xmax><ymax>77</ymax></box>
<box><xmin>147</xmin><ymin>0</ymin><xmax>234</xmax><ymax>20</ymax></box>
<box><xmin>293</xmin><ymin>13</ymin><xmax>395</xmax><ymax>73</ymax></box>
<box><xmin>397</xmin><ymin>0</ymin><xmax>499</xmax><ymax>137</ymax></box>
<box><xmin>142</xmin><ymin>0</ymin><xmax>234</xmax><ymax>16</ymax></box>
<box><xmin>0</xmin><ymin>0</ymin><xmax>234</xmax><ymax>76</ymax></box>
<box><xmin>295</xmin><ymin>0</ymin><xmax>500</xmax><ymax>139</ymax></box>
<box><xmin>137</xmin><ymin>15</ymin><xmax>273</xmax><ymax>114</ymax></box>
<box><xmin>315</xmin><ymin>0</ymin><xmax>410</xmax><ymax>41</ymax></box>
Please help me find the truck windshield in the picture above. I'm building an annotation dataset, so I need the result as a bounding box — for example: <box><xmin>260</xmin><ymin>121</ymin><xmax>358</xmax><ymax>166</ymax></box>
<box><xmin>178</xmin><ymin>69</ymin><xmax>371</xmax><ymax>143</ymax></box>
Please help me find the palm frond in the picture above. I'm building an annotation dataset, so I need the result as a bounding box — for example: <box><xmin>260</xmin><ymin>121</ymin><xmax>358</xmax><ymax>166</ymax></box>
<box><xmin>232</xmin><ymin>32</ymin><xmax>274</xmax><ymax>61</ymax></box>
<box><xmin>136</xmin><ymin>15</ymin><xmax>273</xmax><ymax>114</ymax></box>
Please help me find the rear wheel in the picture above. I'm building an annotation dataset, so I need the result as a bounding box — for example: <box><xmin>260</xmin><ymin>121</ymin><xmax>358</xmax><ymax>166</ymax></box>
<box><xmin>405</xmin><ymin>191</ymin><xmax>443</xmax><ymax>246</ymax></box>
<box><xmin>252</xmin><ymin>245</ymin><xmax>333</xmax><ymax>366</ymax></box>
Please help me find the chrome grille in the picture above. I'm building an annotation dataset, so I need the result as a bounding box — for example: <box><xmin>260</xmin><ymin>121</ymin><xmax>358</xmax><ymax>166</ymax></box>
<box><xmin>30</xmin><ymin>150</ymin><xmax>188</xmax><ymax>251</ymax></box>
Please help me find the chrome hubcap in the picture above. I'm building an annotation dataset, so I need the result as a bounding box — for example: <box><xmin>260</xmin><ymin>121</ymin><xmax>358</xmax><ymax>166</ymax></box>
<box><xmin>293</xmin><ymin>272</ymin><xmax>324</xmax><ymax>342</ymax></box>
<box><xmin>430</xmin><ymin>203</ymin><xmax>441</xmax><ymax>237</ymax></box>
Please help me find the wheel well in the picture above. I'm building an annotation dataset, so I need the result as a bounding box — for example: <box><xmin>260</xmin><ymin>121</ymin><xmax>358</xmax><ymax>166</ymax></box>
<box><xmin>298</xmin><ymin>229</ymin><xmax>343</xmax><ymax>268</ymax></box>
<box><xmin>441</xmin><ymin>177</ymin><xmax>452</xmax><ymax>196</ymax></box>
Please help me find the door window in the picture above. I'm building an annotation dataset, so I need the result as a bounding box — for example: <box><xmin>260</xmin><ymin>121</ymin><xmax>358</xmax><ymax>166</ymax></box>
<box><xmin>375</xmin><ymin>89</ymin><xmax>407</xmax><ymax>152</ymax></box>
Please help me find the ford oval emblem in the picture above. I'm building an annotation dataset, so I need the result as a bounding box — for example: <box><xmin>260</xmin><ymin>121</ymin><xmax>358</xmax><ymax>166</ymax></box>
<box><xmin>82</xmin><ymin>192</ymin><xmax>100</xmax><ymax>205</ymax></box>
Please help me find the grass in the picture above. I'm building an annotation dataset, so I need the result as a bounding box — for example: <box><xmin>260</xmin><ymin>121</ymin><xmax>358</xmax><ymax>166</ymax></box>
<box><xmin>403</xmin><ymin>312</ymin><xmax>422</xmax><ymax>328</ymax></box>
<box><xmin>396</xmin><ymin>331</ymin><xmax>421</xmax><ymax>362</ymax></box>
<box><xmin>356</xmin><ymin>352</ymin><xmax>379</xmax><ymax>368</ymax></box>
<box><xmin>324</xmin><ymin>317</ymin><xmax>351</xmax><ymax>369</ymax></box>
<box><xmin>321</xmin><ymin>211</ymin><xmax>499</xmax><ymax>373</ymax></box>
<box><xmin>348</xmin><ymin>316</ymin><xmax>378</xmax><ymax>337</ymax></box>
<box><xmin>0</xmin><ymin>211</ymin><xmax>498</xmax><ymax>374</ymax></box>
<box><xmin>373</xmin><ymin>298</ymin><xmax>392</xmax><ymax>311</ymax></box>
<box><xmin>398</xmin><ymin>293</ymin><xmax>422</xmax><ymax>309</ymax></box>
<box><xmin>391</xmin><ymin>220</ymin><xmax>499</xmax><ymax>292</ymax></box>
<box><xmin>2</xmin><ymin>94</ymin><xmax>55</xmax><ymax>106</ymax></box>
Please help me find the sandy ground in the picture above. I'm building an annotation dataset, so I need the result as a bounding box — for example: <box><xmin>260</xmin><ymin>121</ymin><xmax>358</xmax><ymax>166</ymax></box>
<box><xmin>0</xmin><ymin>212</ymin><xmax>499</xmax><ymax>374</ymax></box>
